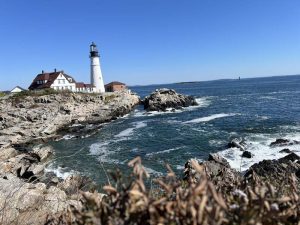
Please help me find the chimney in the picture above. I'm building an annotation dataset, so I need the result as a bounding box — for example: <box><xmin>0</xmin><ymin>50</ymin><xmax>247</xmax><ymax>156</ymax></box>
<box><xmin>54</xmin><ymin>68</ymin><xmax>57</xmax><ymax>72</ymax></box>
<box><xmin>42</xmin><ymin>70</ymin><xmax>44</xmax><ymax>74</ymax></box>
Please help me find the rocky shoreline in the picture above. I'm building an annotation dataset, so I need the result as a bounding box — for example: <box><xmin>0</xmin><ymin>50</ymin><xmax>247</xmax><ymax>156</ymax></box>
<box><xmin>0</xmin><ymin>90</ymin><xmax>140</xmax><ymax>224</ymax></box>
<box><xmin>1</xmin><ymin>88</ymin><xmax>299</xmax><ymax>224</ymax></box>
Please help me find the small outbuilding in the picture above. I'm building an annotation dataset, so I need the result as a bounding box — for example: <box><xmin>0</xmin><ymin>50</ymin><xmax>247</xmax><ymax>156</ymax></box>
<box><xmin>105</xmin><ymin>81</ymin><xmax>126</xmax><ymax>92</ymax></box>
<box><xmin>11</xmin><ymin>86</ymin><xmax>26</xmax><ymax>93</ymax></box>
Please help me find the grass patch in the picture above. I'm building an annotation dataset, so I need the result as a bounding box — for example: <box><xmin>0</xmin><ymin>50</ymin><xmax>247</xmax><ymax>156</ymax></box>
<box><xmin>104</xmin><ymin>94</ymin><xmax>116</xmax><ymax>103</ymax></box>
<box><xmin>0</xmin><ymin>92</ymin><xmax>6</xmax><ymax>98</ymax></box>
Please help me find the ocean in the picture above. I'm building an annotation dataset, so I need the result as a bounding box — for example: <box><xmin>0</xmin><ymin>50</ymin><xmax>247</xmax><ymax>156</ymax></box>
<box><xmin>46</xmin><ymin>75</ymin><xmax>300</xmax><ymax>185</ymax></box>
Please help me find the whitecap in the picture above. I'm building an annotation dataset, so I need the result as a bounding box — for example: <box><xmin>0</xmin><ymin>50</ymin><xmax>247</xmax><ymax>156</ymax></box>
<box><xmin>89</xmin><ymin>142</ymin><xmax>122</xmax><ymax>164</ymax></box>
<box><xmin>62</xmin><ymin>134</ymin><xmax>76</xmax><ymax>140</ymax></box>
<box><xmin>146</xmin><ymin>147</ymin><xmax>182</xmax><ymax>157</ymax></box>
<box><xmin>115</xmin><ymin>127</ymin><xmax>135</xmax><ymax>138</ymax></box>
<box><xmin>183</xmin><ymin>113</ymin><xmax>238</xmax><ymax>124</ymax></box>
<box><xmin>89</xmin><ymin>141</ymin><xmax>110</xmax><ymax>155</ymax></box>
<box><xmin>45</xmin><ymin>165</ymin><xmax>74</xmax><ymax>179</ymax></box>
<box><xmin>218</xmin><ymin>132</ymin><xmax>300</xmax><ymax>172</ymax></box>
<box><xmin>143</xmin><ymin>166</ymin><xmax>163</xmax><ymax>176</ymax></box>
<box><xmin>115</xmin><ymin>121</ymin><xmax>147</xmax><ymax>138</ymax></box>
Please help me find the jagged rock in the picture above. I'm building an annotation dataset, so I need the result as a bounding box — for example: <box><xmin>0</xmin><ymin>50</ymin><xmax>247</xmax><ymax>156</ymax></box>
<box><xmin>184</xmin><ymin>154</ymin><xmax>241</xmax><ymax>191</ymax></box>
<box><xmin>245</xmin><ymin>153</ymin><xmax>300</xmax><ymax>187</ymax></box>
<box><xmin>208</xmin><ymin>153</ymin><xmax>230</xmax><ymax>167</ymax></box>
<box><xmin>142</xmin><ymin>88</ymin><xmax>198</xmax><ymax>111</ymax></box>
<box><xmin>0</xmin><ymin>147</ymin><xmax>18</xmax><ymax>160</ymax></box>
<box><xmin>279</xmin><ymin>148</ymin><xmax>292</xmax><ymax>154</ymax></box>
<box><xmin>227</xmin><ymin>138</ymin><xmax>246</xmax><ymax>151</ymax></box>
<box><xmin>270</xmin><ymin>138</ymin><xmax>300</xmax><ymax>147</ymax></box>
<box><xmin>0</xmin><ymin>174</ymin><xmax>82</xmax><ymax>225</ymax></box>
<box><xmin>32</xmin><ymin>145</ymin><xmax>54</xmax><ymax>162</ymax></box>
<box><xmin>58</xmin><ymin>174</ymin><xmax>96</xmax><ymax>195</ymax></box>
<box><xmin>278</xmin><ymin>152</ymin><xmax>300</xmax><ymax>163</ymax></box>
<box><xmin>0</xmin><ymin>91</ymin><xmax>140</xmax><ymax>224</ymax></box>
<box><xmin>241</xmin><ymin>151</ymin><xmax>253</xmax><ymax>158</ymax></box>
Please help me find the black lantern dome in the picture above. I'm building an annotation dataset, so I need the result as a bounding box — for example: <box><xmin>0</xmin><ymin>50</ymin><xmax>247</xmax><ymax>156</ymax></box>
<box><xmin>90</xmin><ymin>42</ymin><xmax>99</xmax><ymax>57</ymax></box>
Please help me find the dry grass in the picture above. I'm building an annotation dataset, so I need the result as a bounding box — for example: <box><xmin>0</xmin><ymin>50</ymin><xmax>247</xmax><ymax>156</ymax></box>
<box><xmin>46</xmin><ymin>157</ymin><xmax>300</xmax><ymax>225</ymax></box>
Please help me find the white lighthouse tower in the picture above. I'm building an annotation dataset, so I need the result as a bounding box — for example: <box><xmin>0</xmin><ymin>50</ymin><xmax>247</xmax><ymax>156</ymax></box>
<box><xmin>90</xmin><ymin>42</ymin><xmax>105</xmax><ymax>93</ymax></box>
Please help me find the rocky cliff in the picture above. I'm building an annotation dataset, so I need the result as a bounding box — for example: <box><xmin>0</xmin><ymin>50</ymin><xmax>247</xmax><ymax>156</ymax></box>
<box><xmin>0</xmin><ymin>90</ymin><xmax>139</xmax><ymax>224</ymax></box>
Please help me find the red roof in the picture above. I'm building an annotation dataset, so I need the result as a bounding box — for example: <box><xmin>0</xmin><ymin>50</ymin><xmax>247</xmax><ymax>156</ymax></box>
<box><xmin>76</xmin><ymin>82</ymin><xmax>94</xmax><ymax>88</ymax></box>
<box><xmin>105</xmin><ymin>81</ymin><xmax>126</xmax><ymax>87</ymax></box>
<box><xmin>28</xmin><ymin>71</ymin><xmax>76</xmax><ymax>90</ymax></box>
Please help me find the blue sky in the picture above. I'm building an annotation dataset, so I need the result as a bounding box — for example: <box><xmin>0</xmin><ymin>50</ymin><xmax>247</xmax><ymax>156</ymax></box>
<box><xmin>0</xmin><ymin>0</ymin><xmax>300</xmax><ymax>90</ymax></box>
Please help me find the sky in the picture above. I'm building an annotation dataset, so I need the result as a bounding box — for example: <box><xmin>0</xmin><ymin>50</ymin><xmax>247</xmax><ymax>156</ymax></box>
<box><xmin>0</xmin><ymin>0</ymin><xmax>300</xmax><ymax>90</ymax></box>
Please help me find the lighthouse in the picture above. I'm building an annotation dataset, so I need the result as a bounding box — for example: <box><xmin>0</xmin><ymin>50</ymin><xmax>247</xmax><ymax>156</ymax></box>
<box><xmin>90</xmin><ymin>42</ymin><xmax>105</xmax><ymax>93</ymax></box>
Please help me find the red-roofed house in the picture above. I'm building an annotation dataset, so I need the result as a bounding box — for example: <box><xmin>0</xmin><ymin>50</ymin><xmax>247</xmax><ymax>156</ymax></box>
<box><xmin>28</xmin><ymin>70</ymin><xmax>96</xmax><ymax>93</ymax></box>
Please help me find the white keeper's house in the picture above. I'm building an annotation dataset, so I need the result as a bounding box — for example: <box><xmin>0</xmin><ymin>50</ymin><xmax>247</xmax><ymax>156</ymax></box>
<box><xmin>28</xmin><ymin>42</ymin><xmax>105</xmax><ymax>93</ymax></box>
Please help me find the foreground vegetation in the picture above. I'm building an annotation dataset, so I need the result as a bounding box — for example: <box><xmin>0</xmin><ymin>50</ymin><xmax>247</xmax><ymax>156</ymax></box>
<box><xmin>46</xmin><ymin>157</ymin><xmax>300</xmax><ymax>225</ymax></box>
<box><xmin>0</xmin><ymin>92</ymin><xmax>6</xmax><ymax>98</ymax></box>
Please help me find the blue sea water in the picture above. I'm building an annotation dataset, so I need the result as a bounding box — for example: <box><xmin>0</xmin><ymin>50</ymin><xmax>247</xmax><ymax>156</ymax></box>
<box><xmin>46</xmin><ymin>75</ymin><xmax>300</xmax><ymax>185</ymax></box>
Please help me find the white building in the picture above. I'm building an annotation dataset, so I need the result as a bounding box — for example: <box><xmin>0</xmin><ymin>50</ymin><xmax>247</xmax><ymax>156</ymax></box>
<box><xmin>28</xmin><ymin>70</ymin><xmax>96</xmax><ymax>93</ymax></box>
<box><xmin>28</xmin><ymin>43</ymin><xmax>106</xmax><ymax>93</ymax></box>
<box><xmin>11</xmin><ymin>86</ymin><xmax>26</xmax><ymax>93</ymax></box>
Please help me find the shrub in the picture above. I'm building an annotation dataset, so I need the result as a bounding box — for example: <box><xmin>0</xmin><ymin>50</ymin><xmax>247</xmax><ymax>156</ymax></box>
<box><xmin>46</xmin><ymin>157</ymin><xmax>300</xmax><ymax>225</ymax></box>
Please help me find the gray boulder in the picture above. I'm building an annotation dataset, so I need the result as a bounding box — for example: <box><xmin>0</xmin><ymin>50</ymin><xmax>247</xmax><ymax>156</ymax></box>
<box><xmin>142</xmin><ymin>88</ymin><xmax>198</xmax><ymax>111</ymax></box>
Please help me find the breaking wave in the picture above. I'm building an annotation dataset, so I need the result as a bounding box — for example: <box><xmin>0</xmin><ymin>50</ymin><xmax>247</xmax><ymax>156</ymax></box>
<box><xmin>183</xmin><ymin>113</ymin><xmax>238</xmax><ymax>124</ymax></box>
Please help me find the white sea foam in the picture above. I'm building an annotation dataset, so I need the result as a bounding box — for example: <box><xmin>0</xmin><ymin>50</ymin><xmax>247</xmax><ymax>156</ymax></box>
<box><xmin>45</xmin><ymin>165</ymin><xmax>73</xmax><ymax>179</ymax></box>
<box><xmin>259</xmin><ymin>96</ymin><xmax>281</xmax><ymax>100</ymax></box>
<box><xmin>183</xmin><ymin>113</ymin><xmax>238</xmax><ymax>124</ymax></box>
<box><xmin>209</xmin><ymin>139</ymin><xmax>226</xmax><ymax>147</ymax></box>
<box><xmin>143</xmin><ymin>166</ymin><xmax>163</xmax><ymax>176</ymax></box>
<box><xmin>62</xmin><ymin>134</ymin><xmax>76</xmax><ymax>140</ymax></box>
<box><xmin>89</xmin><ymin>141</ymin><xmax>110</xmax><ymax>155</ymax></box>
<box><xmin>218</xmin><ymin>132</ymin><xmax>300</xmax><ymax>172</ymax></box>
<box><xmin>115</xmin><ymin>128</ymin><xmax>135</xmax><ymax>137</ymax></box>
<box><xmin>115</xmin><ymin>121</ymin><xmax>147</xmax><ymax>138</ymax></box>
<box><xmin>176</xmin><ymin>165</ymin><xmax>185</xmax><ymax>170</ymax></box>
<box><xmin>89</xmin><ymin>142</ymin><xmax>122</xmax><ymax>164</ymax></box>
<box><xmin>146</xmin><ymin>147</ymin><xmax>182</xmax><ymax>157</ymax></box>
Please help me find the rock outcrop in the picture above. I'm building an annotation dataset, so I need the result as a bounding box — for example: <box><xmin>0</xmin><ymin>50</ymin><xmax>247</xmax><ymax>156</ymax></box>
<box><xmin>0</xmin><ymin>91</ymin><xmax>140</xmax><ymax>147</ymax></box>
<box><xmin>142</xmin><ymin>88</ymin><xmax>198</xmax><ymax>111</ymax></box>
<box><xmin>270</xmin><ymin>138</ymin><xmax>300</xmax><ymax>147</ymax></box>
<box><xmin>245</xmin><ymin>153</ymin><xmax>300</xmax><ymax>189</ymax></box>
<box><xmin>0</xmin><ymin>90</ymin><xmax>139</xmax><ymax>224</ymax></box>
<box><xmin>184</xmin><ymin>153</ymin><xmax>242</xmax><ymax>192</ymax></box>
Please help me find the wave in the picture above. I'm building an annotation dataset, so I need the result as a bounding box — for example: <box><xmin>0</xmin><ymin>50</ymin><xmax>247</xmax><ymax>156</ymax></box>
<box><xmin>89</xmin><ymin>142</ymin><xmax>122</xmax><ymax>164</ymax></box>
<box><xmin>183</xmin><ymin>113</ymin><xmax>238</xmax><ymax>124</ymax></box>
<box><xmin>143</xmin><ymin>166</ymin><xmax>163</xmax><ymax>176</ymax></box>
<box><xmin>62</xmin><ymin>134</ymin><xmax>76</xmax><ymax>140</ymax></box>
<box><xmin>45</xmin><ymin>164</ymin><xmax>73</xmax><ymax>179</ymax></box>
<box><xmin>115</xmin><ymin>121</ymin><xmax>147</xmax><ymax>138</ymax></box>
<box><xmin>218</xmin><ymin>132</ymin><xmax>300</xmax><ymax>172</ymax></box>
<box><xmin>146</xmin><ymin>147</ymin><xmax>182</xmax><ymax>157</ymax></box>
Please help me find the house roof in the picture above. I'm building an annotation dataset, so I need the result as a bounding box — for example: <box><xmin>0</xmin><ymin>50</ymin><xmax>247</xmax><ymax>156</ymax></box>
<box><xmin>75</xmin><ymin>82</ymin><xmax>94</xmax><ymax>88</ymax></box>
<box><xmin>28</xmin><ymin>71</ymin><xmax>76</xmax><ymax>90</ymax></box>
<box><xmin>105</xmin><ymin>81</ymin><xmax>126</xmax><ymax>87</ymax></box>
<box><xmin>11</xmin><ymin>86</ymin><xmax>26</xmax><ymax>91</ymax></box>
